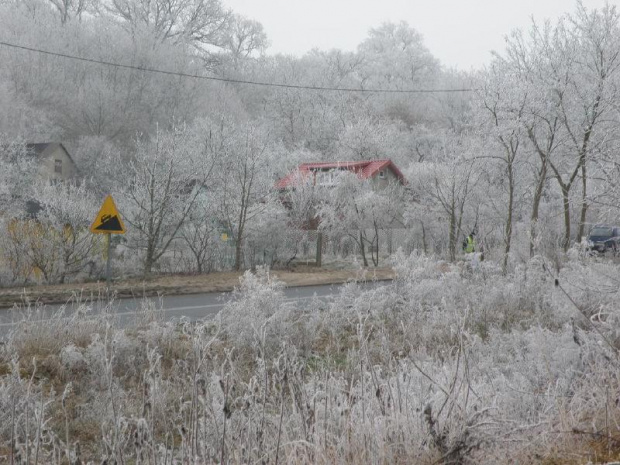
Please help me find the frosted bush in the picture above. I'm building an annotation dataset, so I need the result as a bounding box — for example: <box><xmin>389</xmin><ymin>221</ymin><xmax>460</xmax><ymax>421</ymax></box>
<box><xmin>219</xmin><ymin>266</ymin><xmax>295</xmax><ymax>354</ymax></box>
<box><xmin>2</xmin><ymin>253</ymin><xmax>620</xmax><ymax>463</ymax></box>
<box><xmin>59</xmin><ymin>344</ymin><xmax>86</xmax><ymax>372</ymax></box>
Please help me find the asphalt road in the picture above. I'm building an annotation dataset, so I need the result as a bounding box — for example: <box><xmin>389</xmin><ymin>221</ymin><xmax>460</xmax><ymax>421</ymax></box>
<box><xmin>0</xmin><ymin>281</ymin><xmax>390</xmax><ymax>336</ymax></box>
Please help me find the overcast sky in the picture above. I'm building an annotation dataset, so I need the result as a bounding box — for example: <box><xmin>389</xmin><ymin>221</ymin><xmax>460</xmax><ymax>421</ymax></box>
<box><xmin>223</xmin><ymin>0</ymin><xmax>614</xmax><ymax>70</ymax></box>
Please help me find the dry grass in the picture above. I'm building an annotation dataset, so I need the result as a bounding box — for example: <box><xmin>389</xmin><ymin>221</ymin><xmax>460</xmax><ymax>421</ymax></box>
<box><xmin>1</xmin><ymin>257</ymin><xmax>620</xmax><ymax>464</ymax></box>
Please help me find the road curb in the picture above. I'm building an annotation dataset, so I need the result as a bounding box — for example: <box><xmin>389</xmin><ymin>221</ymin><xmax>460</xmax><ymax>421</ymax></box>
<box><xmin>0</xmin><ymin>274</ymin><xmax>395</xmax><ymax>309</ymax></box>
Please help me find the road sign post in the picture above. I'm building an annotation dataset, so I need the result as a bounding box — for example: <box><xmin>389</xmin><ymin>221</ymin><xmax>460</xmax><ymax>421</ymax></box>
<box><xmin>105</xmin><ymin>233</ymin><xmax>112</xmax><ymax>285</ymax></box>
<box><xmin>90</xmin><ymin>195</ymin><xmax>126</xmax><ymax>287</ymax></box>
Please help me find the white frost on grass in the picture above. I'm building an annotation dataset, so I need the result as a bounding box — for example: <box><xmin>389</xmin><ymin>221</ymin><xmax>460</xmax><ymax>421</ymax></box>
<box><xmin>1</xmin><ymin>253</ymin><xmax>620</xmax><ymax>463</ymax></box>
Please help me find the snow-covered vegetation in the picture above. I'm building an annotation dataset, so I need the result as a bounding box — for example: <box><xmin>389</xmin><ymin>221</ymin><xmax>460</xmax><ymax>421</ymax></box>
<box><xmin>1</xmin><ymin>1</ymin><xmax>620</xmax><ymax>281</ymax></box>
<box><xmin>1</xmin><ymin>0</ymin><xmax>620</xmax><ymax>462</ymax></box>
<box><xmin>1</xmin><ymin>255</ymin><xmax>620</xmax><ymax>463</ymax></box>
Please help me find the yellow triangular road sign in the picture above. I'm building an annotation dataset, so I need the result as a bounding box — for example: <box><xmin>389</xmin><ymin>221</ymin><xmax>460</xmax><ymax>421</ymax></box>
<box><xmin>90</xmin><ymin>195</ymin><xmax>126</xmax><ymax>234</ymax></box>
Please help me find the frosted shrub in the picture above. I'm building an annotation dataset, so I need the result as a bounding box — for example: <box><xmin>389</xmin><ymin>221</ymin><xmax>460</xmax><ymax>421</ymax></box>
<box><xmin>9</xmin><ymin>303</ymin><xmax>108</xmax><ymax>361</ymax></box>
<box><xmin>2</xmin><ymin>254</ymin><xmax>620</xmax><ymax>463</ymax></box>
<box><xmin>555</xmin><ymin>258</ymin><xmax>620</xmax><ymax>318</ymax></box>
<box><xmin>59</xmin><ymin>344</ymin><xmax>87</xmax><ymax>372</ymax></box>
<box><xmin>219</xmin><ymin>266</ymin><xmax>294</xmax><ymax>354</ymax></box>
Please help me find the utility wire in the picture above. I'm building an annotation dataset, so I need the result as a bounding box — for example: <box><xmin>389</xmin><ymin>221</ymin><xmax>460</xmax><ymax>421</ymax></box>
<box><xmin>0</xmin><ymin>40</ymin><xmax>477</xmax><ymax>94</ymax></box>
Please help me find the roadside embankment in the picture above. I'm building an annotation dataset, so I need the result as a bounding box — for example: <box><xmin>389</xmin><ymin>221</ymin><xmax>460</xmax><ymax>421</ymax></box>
<box><xmin>0</xmin><ymin>266</ymin><xmax>395</xmax><ymax>308</ymax></box>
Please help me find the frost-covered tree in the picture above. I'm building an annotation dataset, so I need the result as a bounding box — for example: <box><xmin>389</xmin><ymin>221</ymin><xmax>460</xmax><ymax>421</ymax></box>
<box><xmin>104</xmin><ymin>0</ymin><xmax>231</xmax><ymax>51</ymax></box>
<box><xmin>496</xmin><ymin>4</ymin><xmax>620</xmax><ymax>251</ymax></box>
<box><xmin>31</xmin><ymin>181</ymin><xmax>98</xmax><ymax>283</ymax></box>
<box><xmin>357</xmin><ymin>21</ymin><xmax>441</xmax><ymax>129</ymax></box>
<box><xmin>559</xmin><ymin>4</ymin><xmax>620</xmax><ymax>242</ymax></box>
<box><xmin>179</xmin><ymin>192</ymin><xmax>218</xmax><ymax>273</ymax></box>
<box><xmin>45</xmin><ymin>0</ymin><xmax>94</xmax><ymax>24</ymax></box>
<box><xmin>477</xmin><ymin>61</ymin><xmax>529</xmax><ymax>272</ymax></box>
<box><xmin>0</xmin><ymin>3</ymin><xmax>210</xmax><ymax>143</ymax></box>
<box><xmin>357</xmin><ymin>21</ymin><xmax>440</xmax><ymax>89</ymax></box>
<box><xmin>318</xmin><ymin>172</ymin><xmax>404</xmax><ymax>266</ymax></box>
<box><xmin>337</xmin><ymin>115</ymin><xmax>410</xmax><ymax>165</ymax></box>
<box><xmin>0</xmin><ymin>136</ymin><xmax>36</xmax><ymax>215</ymax></box>
<box><xmin>242</xmin><ymin>198</ymin><xmax>292</xmax><ymax>268</ymax></box>
<box><xmin>119</xmin><ymin>124</ymin><xmax>215</xmax><ymax>275</ymax></box>
<box><xmin>209</xmin><ymin>120</ymin><xmax>279</xmax><ymax>270</ymax></box>
<box><xmin>220</xmin><ymin>14</ymin><xmax>268</xmax><ymax>67</ymax></box>
<box><xmin>3</xmin><ymin>181</ymin><xmax>99</xmax><ymax>284</ymax></box>
<box><xmin>412</xmin><ymin>136</ymin><xmax>480</xmax><ymax>261</ymax></box>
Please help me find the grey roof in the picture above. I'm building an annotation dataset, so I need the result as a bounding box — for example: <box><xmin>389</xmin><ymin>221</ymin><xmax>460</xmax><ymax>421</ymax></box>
<box><xmin>25</xmin><ymin>142</ymin><xmax>78</xmax><ymax>170</ymax></box>
<box><xmin>26</xmin><ymin>142</ymin><xmax>67</xmax><ymax>157</ymax></box>
<box><xmin>26</xmin><ymin>142</ymin><xmax>54</xmax><ymax>156</ymax></box>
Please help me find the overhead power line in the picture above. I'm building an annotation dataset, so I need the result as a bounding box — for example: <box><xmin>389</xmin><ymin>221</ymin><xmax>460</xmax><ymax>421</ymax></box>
<box><xmin>0</xmin><ymin>40</ymin><xmax>477</xmax><ymax>94</ymax></box>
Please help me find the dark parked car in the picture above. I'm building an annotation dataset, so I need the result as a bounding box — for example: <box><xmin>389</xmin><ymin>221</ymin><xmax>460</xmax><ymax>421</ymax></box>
<box><xmin>586</xmin><ymin>225</ymin><xmax>620</xmax><ymax>255</ymax></box>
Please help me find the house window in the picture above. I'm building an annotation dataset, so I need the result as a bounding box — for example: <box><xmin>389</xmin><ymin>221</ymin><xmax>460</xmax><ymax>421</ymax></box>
<box><xmin>54</xmin><ymin>159</ymin><xmax>63</xmax><ymax>174</ymax></box>
<box><xmin>317</xmin><ymin>170</ymin><xmax>336</xmax><ymax>186</ymax></box>
<box><xmin>378</xmin><ymin>170</ymin><xmax>385</xmax><ymax>179</ymax></box>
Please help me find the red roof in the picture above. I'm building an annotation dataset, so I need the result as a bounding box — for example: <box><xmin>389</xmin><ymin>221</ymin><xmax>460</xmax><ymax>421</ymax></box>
<box><xmin>276</xmin><ymin>159</ymin><xmax>406</xmax><ymax>189</ymax></box>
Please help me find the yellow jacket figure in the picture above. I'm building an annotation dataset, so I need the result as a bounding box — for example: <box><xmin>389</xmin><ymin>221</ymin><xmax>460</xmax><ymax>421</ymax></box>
<box><xmin>463</xmin><ymin>234</ymin><xmax>475</xmax><ymax>253</ymax></box>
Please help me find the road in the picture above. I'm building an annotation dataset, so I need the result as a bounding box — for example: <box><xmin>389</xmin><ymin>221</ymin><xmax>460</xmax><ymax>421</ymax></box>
<box><xmin>0</xmin><ymin>281</ymin><xmax>390</xmax><ymax>336</ymax></box>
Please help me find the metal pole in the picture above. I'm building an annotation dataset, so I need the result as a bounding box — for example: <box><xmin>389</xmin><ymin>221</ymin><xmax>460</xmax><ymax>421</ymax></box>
<box><xmin>105</xmin><ymin>233</ymin><xmax>111</xmax><ymax>286</ymax></box>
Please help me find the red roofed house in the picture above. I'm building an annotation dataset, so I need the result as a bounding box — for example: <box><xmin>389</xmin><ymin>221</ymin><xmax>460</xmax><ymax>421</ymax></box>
<box><xmin>276</xmin><ymin>159</ymin><xmax>407</xmax><ymax>266</ymax></box>
<box><xmin>276</xmin><ymin>159</ymin><xmax>406</xmax><ymax>190</ymax></box>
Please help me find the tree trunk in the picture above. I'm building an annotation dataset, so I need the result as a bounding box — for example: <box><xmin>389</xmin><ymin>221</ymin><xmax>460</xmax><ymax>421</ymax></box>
<box><xmin>144</xmin><ymin>237</ymin><xmax>156</xmax><ymax>276</ymax></box>
<box><xmin>576</xmin><ymin>93</ymin><xmax>599</xmax><ymax>242</ymax></box>
<box><xmin>370</xmin><ymin>236</ymin><xmax>378</xmax><ymax>267</ymax></box>
<box><xmin>448</xmin><ymin>206</ymin><xmax>457</xmax><ymax>262</ymax></box>
<box><xmin>359</xmin><ymin>231</ymin><xmax>369</xmax><ymax>267</ymax></box>
<box><xmin>502</xmin><ymin>165</ymin><xmax>514</xmax><ymax>274</ymax></box>
<box><xmin>421</xmin><ymin>221</ymin><xmax>428</xmax><ymax>254</ymax></box>
<box><xmin>529</xmin><ymin>159</ymin><xmax>547</xmax><ymax>257</ymax></box>
<box><xmin>235</xmin><ymin>203</ymin><xmax>247</xmax><ymax>271</ymax></box>
<box><xmin>144</xmin><ymin>254</ymin><xmax>154</xmax><ymax>277</ymax></box>
<box><xmin>234</xmin><ymin>237</ymin><xmax>243</xmax><ymax>271</ymax></box>
<box><xmin>315</xmin><ymin>232</ymin><xmax>323</xmax><ymax>267</ymax></box>
<box><xmin>372</xmin><ymin>222</ymin><xmax>380</xmax><ymax>266</ymax></box>
<box><xmin>561</xmin><ymin>185</ymin><xmax>571</xmax><ymax>252</ymax></box>
<box><xmin>374</xmin><ymin>231</ymin><xmax>379</xmax><ymax>266</ymax></box>
<box><xmin>577</xmin><ymin>161</ymin><xmax>587</xmax><ymax>243</ymax></box>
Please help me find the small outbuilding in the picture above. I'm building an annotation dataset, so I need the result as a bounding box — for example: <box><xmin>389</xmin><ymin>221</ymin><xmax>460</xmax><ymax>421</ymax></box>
<box><xmin>26</xmin><ymin>142</ymin><xmax>78</xmax><ymax>184</ymax></box>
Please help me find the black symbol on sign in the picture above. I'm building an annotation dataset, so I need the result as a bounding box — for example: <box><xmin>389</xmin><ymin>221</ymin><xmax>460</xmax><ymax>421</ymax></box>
<box><xmin>95</xmin><ymin>214</ymin><xmax>123</xmax><ymax>231</ymax></box>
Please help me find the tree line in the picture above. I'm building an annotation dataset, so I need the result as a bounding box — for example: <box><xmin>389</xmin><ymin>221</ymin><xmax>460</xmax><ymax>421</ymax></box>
<box><xmin>0</xmin><ymin>0</ymin><xmax>619</xmax><ymax>283</ymax></box>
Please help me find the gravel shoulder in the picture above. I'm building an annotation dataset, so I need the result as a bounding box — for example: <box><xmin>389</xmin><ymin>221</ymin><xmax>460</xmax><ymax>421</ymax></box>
<box><xmin>0</xmin><ymin>267</ymin><xmax>396</xmax><ymax>308</ymax></box>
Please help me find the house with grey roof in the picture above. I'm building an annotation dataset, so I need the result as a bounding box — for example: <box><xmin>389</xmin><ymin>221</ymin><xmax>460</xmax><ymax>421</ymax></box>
<box><xmin>23</xmin><ymin>143</ymin><xmax>79</xmax><ymax>216</ymax></box>
<box><xmin>26</xmin><ymin>142</ymin><xmax>78</xmax><ymax>184</ymax></box>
